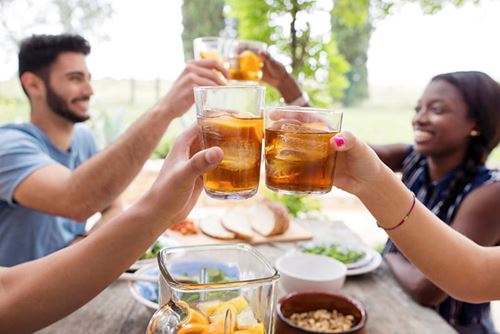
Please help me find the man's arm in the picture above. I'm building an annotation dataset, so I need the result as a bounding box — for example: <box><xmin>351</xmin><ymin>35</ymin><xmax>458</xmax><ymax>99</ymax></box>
<box><xmin>68</xmin><ymin>199</ymin><xmax>124</xmax><ymax>245</ymax></box>
<box><xmin>90</xmin><ymin>199</ymin><xmax>124</xmax><ymax>232</ymax></box>
<box><xmin>0</xmin><ymin>126</ymin><xmax>224</xmax><ymax>333</ymax></box>
<box><xmin>13</xmin><ymin>60</ymin><xmax>227</xmax><ymax>221</ymax></box>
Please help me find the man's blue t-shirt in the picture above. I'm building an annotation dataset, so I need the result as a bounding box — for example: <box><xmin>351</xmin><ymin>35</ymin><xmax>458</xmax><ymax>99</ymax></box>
<box><xmin>0</xmin><ymin>123</ymin><xmax>98</xmax><ymax>266</ymax></box>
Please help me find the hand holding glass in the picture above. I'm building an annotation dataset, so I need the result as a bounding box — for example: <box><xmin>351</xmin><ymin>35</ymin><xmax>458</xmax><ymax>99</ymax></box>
<box><xmin>225</xmin><ymin>40</ymin><xmax>267</xmax><ymax>83</ymax></box>
<box><xmin>264</xmin><ymin>107</ymin><xmax>343</xmax><ymax>195</ymax></box>
<box><xmin>194</xmin><ymin>86</ymin><xmax>265</xmax><ymax>200</ymax></box>
<box><xmin>193</xmin><ymin>37</ymin><xmax>224</xmax><ymax>63</ymax></box>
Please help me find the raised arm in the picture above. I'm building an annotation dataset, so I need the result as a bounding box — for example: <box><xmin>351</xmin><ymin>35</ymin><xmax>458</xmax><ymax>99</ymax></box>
<box><xmin>331</xmin><ymin>132</ymin><xmax>500</xmax><ymax>303</ymax></box>
<box><xmin>385</xmin><ymin>183</ymin><xmax>500</xmax><ymax>305</ymax></box>
<box><xmin>13</xmin><ymin>60</ymin><xmax>227</xmax><ymax>221</ymax></box>
<box><xmin>0</xmin><ymin>126</ymin><xmax>224</xmax><ymax>334</ymax></box>
<box><xmin>259</xmin><ymin>51</ymin><xmax>310</xmax><ymax>106</ymax></box>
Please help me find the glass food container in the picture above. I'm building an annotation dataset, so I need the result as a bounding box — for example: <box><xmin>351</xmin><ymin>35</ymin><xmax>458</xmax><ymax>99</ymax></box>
<box><xmin>146</xmin><ymin>244</ymin><xmax>280</xmax><ymax>334</ymax></box>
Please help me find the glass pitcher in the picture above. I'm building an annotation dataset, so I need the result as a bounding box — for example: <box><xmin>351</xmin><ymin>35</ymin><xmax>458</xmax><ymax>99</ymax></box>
<box><xmin>146</xmin><ymin>243</ymin><xmax>280</xmax><ymax>334</ymax></box>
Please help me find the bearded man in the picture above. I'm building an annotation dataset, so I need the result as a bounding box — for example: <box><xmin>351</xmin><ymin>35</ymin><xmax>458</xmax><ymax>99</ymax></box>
<box><xmin>0</xmin><ymin>34</ymin><xmax>226</xmax><ymax>266</ymax></box>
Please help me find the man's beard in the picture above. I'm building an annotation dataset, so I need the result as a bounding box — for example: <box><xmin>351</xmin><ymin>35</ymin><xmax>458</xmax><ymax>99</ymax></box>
<box><xmin>45</xmin><ymin>83</ymin><xmax>90</xmax><ymax>123</ymax></box>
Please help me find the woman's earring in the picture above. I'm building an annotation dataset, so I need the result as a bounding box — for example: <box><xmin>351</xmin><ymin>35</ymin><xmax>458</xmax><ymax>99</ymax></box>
<box><xmin>470</xmin><ymin>130</ymin><xmax>480</xmax><ymax>137</ymax></box>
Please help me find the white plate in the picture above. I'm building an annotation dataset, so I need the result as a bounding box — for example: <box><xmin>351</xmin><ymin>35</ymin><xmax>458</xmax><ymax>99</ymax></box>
<box><xmin>128</xmin><ymin>263</ymin><xmax>159</xmax><ymax>312</ymax></box>
<box><xmin>346</xmin><ymin>249</ymin><xmax>382</xmax><ymax>276</ymax></box>
<box><xmin>298</xmin><ymin>242</ymin><xmax>374</xmax><ymax>270</ymax></box>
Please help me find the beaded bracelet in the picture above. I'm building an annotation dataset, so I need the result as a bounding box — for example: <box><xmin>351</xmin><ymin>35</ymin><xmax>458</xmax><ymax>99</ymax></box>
<box><xmin>378</xmin><ymin>192</ymin><xmax>416</xmax><ymax>231</ymax></box>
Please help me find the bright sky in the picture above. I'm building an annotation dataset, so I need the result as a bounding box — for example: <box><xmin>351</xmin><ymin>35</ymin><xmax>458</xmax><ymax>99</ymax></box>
<box><xmin>368</xmin><ymin>1</ymin><xmax>500</xmax><ymax>86</ymax></box>
<box><xmin>1</xmin><ymin>0</ymin><xmax>499</xmax><ymax>86</ymax></box>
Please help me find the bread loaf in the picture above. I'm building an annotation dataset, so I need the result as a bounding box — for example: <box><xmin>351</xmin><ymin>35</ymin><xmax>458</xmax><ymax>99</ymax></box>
<box><xmin>251</xmin><ymin>198</ymin><xmax>290</xmax><ymax>237</ymax></box>
<box><xmin>221</xmin><ymin>207</ymin><xmax>254</xmax><ymax>240</ymax></box>
<box><xmin>199</xmin><ymin>215</ymin><xmax>236</xmax><ymax>240</ymax></box>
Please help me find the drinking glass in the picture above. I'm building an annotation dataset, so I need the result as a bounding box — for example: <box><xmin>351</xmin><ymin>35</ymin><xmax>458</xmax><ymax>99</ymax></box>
<box><xmin>264</xmin><ymin>106</ymin><xmax>343</xmax><ymax>195</ymax></box>
<box><xmin>224</xmin><ymin>39</ymin><xmax>267</xmax><ymax>83</ymax></box>
<box><xmin>193</xmin><ymin>36</ymin><xmax>224</xmax><ymax>63</ymax></box>
<box><xmin>194</xmin><ymin>86</ymin><xmax>265</xmax><ymax>200</ymax></box>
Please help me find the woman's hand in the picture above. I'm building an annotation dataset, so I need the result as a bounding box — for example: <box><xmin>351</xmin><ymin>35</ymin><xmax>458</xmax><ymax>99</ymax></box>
<box><xmin>259</xmin><ymin>51</ymin><xmax>290</xmax><ymax>88</ymax></box>
<box><xmin>146</xmin><ymin>125</ymin><xmax>223</xmax><ymax>224</ymax></box>
<box><xmin>331</xmin><ymin>132</ymin><xmax>387</xmax><ymax>196</ymax></box>
<box><xmin>259</xmin><ymin>51</ymin><xmax>305</xmax><ymax>104</ymax></box>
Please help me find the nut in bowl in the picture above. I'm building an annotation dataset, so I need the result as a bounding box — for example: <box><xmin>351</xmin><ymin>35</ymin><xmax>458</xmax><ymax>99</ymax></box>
<box><xmin>277</xmin><ymin>292</ymin><xmax>367</xmax><ymax>334</ymax></box>
<box><xmin>275</xmin><ymin>253</ymin><xmax>347</xmax><ymax>293</ymax></box>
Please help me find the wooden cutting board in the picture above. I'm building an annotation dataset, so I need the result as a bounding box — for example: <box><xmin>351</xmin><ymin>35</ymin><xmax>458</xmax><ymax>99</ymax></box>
<box><xmin>164</xmin><ymin>219</ymin><xmax>313</xmax><ymax>246</ymax></box>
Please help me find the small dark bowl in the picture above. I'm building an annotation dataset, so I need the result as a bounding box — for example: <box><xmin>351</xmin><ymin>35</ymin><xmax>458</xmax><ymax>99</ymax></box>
<box><xmin>277</xmin><ymin>292</ymin><xmax>367</xmax><ymax>334</ymax></box>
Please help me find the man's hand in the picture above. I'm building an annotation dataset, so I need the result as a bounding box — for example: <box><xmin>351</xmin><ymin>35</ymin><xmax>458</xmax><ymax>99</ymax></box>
<box><xmin>144</xmin><ymin>124</ymin><xmax>223</xmax><ymax>225</ymax></box>
<box><xmin>159</xmin><ymin>59</ymin><xmax>228</xmax><ymax>118</ymax></box>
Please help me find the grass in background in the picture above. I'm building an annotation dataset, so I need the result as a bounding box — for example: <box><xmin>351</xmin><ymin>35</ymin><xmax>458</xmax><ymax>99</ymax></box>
<box><xmin>0</xmin><ymin>80</ymin><xmax>29</xmax><ymax>123</ymax></box>
<box><xmin>1</xmin><ymin>79</ymin><xmax>498</xmax><ymax>163</ymax></box>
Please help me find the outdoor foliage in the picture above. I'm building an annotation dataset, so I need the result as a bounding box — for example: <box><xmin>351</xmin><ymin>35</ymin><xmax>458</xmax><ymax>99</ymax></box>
<box><xmin>181</xmin><ymin>0</ymin><xmax>226</xmax><ymax>60</ymax></box>
<box><xmin>0</xmin><ymin>0</ymin><xmax>113</xmax><ymax>82</ymax></box>
<box><xmin>225</xmin><ymin>0</ymin><xmax>482</xmax><ymax>106</ymax></box>
<box><xmin>226</xmin><ymin>0</ymin><xmax>350</xmax><ymax>107</ymax></box>
<box><xmin>262</xmin><ymin>187</ymin><xmax>321</xmax><ymax>218</ymax></box>
<box><xmin>371</xmin><ymin>0</ymin><xmax>481</xmax><ymax>17</ymax></box>
<box><xmin>151</xmin><ymin>138</ymin><xmax>174</xmax><ymax>160</ymax></box>
<box><xmin>88</xmin><ymin>107</ymin><xmax>127</xmax><ymax>149</ymax></box>
<box><xmin>332</xmin><ymin>0</ymin><xmax>371</xmax><ymax>106</ymax></box>
<box><xmin>0</xmin><ymin>0</ymin><xmax>113</xmax><ymax>53</ymax></box>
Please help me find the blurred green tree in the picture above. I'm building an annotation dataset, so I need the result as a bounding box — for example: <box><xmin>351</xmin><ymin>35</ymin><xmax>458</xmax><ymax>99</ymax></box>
<box><xmin>0</xmin><ymin>0</ymin><xmax>113</xmax><ymax>49</ymax></box>
<box><xmin>226</xmin><ymin>0</ymin><xmax>350</xmax><ymax>107</ymax></box>
<box><xmin>181</xmin><ymin>0</ymin><xmax>226</xmax><ymax>61</ymax></box>
<box><xmin>0</xmin><ymin>0</ymin><xmax>113</xmax><ymax>92</ymax></box>
<box><xmin>334</xmin><ymin>0</ymin><xmax>481</xmax><ymax>106</ymax></box>
<box><xmin>226</xmin><ymin>0</ymin><xmax>481</xmax><ymax>106</ymax></box>
<box><xmin>332</xmin><ymin>0</ymin><xmax>371</xmax><ymax>107</ymax></box>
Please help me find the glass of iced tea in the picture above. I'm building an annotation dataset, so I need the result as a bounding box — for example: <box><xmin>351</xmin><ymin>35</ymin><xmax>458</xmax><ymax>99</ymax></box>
<box><xmin>264</xmin><ymin>106</ymin><xmax>343</xmax><ymax>195</ymax></box>
<box><xmin>193</xmin><ymin>36</ymin><xmax>224</xmax><ymax>62</ymax></box>
<box><xmin>224</xmin><ymin>39</ymin><xmax>267</xmax><ymax>83</ymax></box>
<box><xmin>194</xmin><ymin>86</ymin><xmax>265</xmax><ymax>200</ymax></box>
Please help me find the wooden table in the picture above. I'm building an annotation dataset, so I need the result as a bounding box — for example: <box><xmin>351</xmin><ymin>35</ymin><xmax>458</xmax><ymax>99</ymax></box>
<box><xmin>38</xmin><ymin>220</ymin><xmax>456</xmax><ymax>334</ymax></box>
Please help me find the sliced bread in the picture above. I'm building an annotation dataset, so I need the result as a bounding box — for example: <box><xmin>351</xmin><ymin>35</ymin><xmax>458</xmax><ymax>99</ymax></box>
<box><xmin>221</xmin><ymin>207</ymin><xmax>254</xmax><ymax>241</ymax></box>
<box><xmin>199</xmin><ymin>215</ymin><xmax>236</xmax><ymax>240</ymax></box>
<box><xmin>251</xmin><ymin>198</ymin><xmax>290</xmax><ymax>237</ymax></box>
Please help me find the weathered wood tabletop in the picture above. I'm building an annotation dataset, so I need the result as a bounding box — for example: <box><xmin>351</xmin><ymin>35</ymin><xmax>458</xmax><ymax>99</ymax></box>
<box><xmin>38</xmin><ymin>220</ymin><xmax>456</xmax><ymax>334</ymax></box>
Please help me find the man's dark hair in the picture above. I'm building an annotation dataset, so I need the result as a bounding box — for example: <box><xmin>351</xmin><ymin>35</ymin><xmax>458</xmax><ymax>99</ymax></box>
<box><xmin>18</xmin><ymin>34</ymin><xmax>91</xmax><ymax>93</ymax></box>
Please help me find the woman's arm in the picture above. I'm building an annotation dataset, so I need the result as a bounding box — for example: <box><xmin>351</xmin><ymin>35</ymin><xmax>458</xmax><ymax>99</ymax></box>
<box><xmin>385</xmin><ymin>182</ymin><xmax>500</xmax><ymax>305</ymax></box>
<box><xmin>331</xmin><ymin>132</ymin><xmax>500</xmax><ymax>303</ymax></box>
<box><xmin>0</xmin><ymin>127</ymin><xmax>223</xmax><ymax>334</ymax></box>
<box><xmin>361</xmin><ymin>170</ymin><xmax>498</xmax><ymax>302</ymax></box>
<box><xmin>258</xmin><ymin>51</ymin><xmax>310</xmax><ymax>106</ymax></box>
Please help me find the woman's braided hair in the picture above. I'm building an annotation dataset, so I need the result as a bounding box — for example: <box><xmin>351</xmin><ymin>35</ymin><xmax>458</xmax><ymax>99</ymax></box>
<box><xmin>432</xmin><ymin>71</ymin><xmax>500</xmax><ymax>221</ymax></box>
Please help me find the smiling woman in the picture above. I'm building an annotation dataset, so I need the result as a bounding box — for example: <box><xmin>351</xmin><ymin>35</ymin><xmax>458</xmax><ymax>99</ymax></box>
<box><xmin>412</xmin><ymin>80</ymin><xmax>476</xmax><ymax>159</ymax></box>
<box><xmin>258</xmin><ymin>45</ymin><xmax>500</xmax><ymax>331</ymax></box>
<box><xmin>372</xmin><ymin>71</ymin><xmax>500</xmax><ymax>333</ymax></box>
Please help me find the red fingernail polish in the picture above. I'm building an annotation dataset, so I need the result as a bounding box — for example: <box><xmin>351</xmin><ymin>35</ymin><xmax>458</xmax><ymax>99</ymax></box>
<box><xmin>334</xmin><ymin>136</ymin><xmax>345</xmax><ymax>147</ymax></box>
